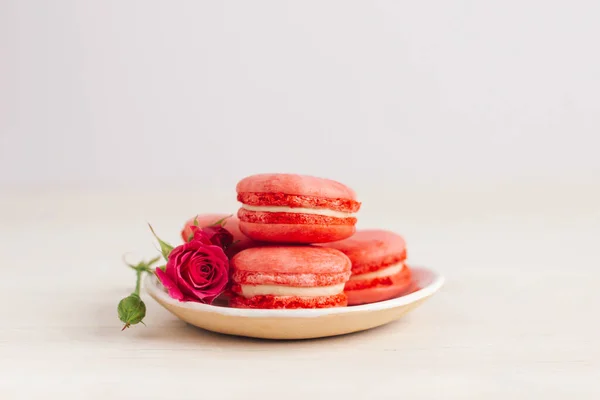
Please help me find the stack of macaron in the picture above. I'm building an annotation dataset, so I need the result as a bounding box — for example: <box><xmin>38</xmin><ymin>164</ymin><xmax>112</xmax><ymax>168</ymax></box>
<box><xmin>181</xmin><ymin>173</ymin><xmax>415</xmax><ymax>309</ymax></box>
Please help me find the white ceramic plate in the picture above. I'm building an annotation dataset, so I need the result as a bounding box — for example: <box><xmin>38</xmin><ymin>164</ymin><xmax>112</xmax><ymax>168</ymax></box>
<box><xmin>145</xmin><ymin>266</ymin><xmax>444</xmax><ymax>340</ymax></box>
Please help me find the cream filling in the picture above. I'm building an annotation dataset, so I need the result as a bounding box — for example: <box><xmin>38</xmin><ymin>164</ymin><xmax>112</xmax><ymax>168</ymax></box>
<box><xmin>240</xmin><ymin>283</ymin><xmax>345</xmax><ymax>298</ymax></box>
<box><xmin>241</xmin><ymin>204</ymin><xmax>355</xmax><ymax>218</ymax></box>
<box><xmin>349</xmin><ymin>262</ymin><xmax>404</xmax><ymax>281</ymax></box>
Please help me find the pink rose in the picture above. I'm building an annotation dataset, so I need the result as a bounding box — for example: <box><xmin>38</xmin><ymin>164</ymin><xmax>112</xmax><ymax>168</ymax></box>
<box><xmin>155</xmin><ymin>241</ymin><xmax>229</xmax><ymax>304</ymax></box>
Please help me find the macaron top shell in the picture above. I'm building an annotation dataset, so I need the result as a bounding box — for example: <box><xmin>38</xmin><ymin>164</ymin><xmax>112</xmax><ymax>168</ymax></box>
<box><xmin>231</xmin><ymin>246</ymin><xmax>351</xmax><ymax>274</ymax></box>
<box><xmin>236</xmin><ymin>173</ymin><xmax>357</xmax><ymax>200</ymax></box>
<box><xmin>323</xmin><ymin>229</ymin><xmax>407</xmax><ymax>271</ymax></box>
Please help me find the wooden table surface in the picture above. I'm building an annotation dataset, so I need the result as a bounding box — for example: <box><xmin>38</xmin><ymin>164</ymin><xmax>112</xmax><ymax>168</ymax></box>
<box><xmin>1</xmin><ymin>185</ymin><xmax>598</xmax><ymax>399</ymax></box>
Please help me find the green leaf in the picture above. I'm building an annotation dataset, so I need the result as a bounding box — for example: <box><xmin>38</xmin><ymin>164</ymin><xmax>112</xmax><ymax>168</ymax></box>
<box><xmin>193</xmin><ymin>215</ymin><xmax>199</xmax><ymax>227</ymax></box>
<box><xmin>118</xmin><ymin>293</ymin><xmax>147</xmax><ymax>331</ymax></box>
<box><xmin>123</xmin><ymin>254</ymin><xmax>160</xmax><ymax>271</ymax></box>
<box><xmin>146</xmin><ymin>255</ymin><xmax>161</xmax><ymax>267</ymax></box>
<box><xmin>123</xmin><ymin>255</ymin><xmax>161</xmax><ymax>272</ymax></box>
<box><xmin>187</xmin><ymin>233</ymin><xmax>194</xmax><ymax>242</ymax></box>
<box><xmin>148</xmin><ymin>223</ymin><xmax>174</xmax><ymax>261</ymax></box>
<box><xmin>210</xmin><ymin>214</ymin><xmax>233</xmax><ymax>227</ymax></box>
<box><xmin>122</xmin><ymin>254</ymin><xmax>137</xmax><ymax>270</ymax></box>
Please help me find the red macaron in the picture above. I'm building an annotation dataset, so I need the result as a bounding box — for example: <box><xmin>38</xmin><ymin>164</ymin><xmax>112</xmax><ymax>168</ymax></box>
<box><xmin>181</xmin><ymin>213</ymin><xmax>259</xmax><ymax>257</ymax></box>
<box><xmin>229</xmin><ymin>246</ymin><xmax>352</xmax><ymax>309</ymax></box>
<box><xmin>236</xmin><ymin>173</ymin><xmax>361</xmax><ymax>243</ymax></box>
<box><xmin>322</xmin><ymin>229</ymin><xmax>415</xmax><ymax>305</ymax></box>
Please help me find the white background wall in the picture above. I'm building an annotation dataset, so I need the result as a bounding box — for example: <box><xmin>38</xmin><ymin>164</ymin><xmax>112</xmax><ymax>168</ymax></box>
<box><xmin>2</xmin><ymin>1</ymin><xmax>599</xmax><ymax>191</ymax></box>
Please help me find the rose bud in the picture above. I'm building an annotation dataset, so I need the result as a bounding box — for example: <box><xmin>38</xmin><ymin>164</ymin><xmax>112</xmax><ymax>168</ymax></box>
<box><xmin>118</xmin><ymin>293</ymin><xmax>147</xmax><ymax>330</ymax></box>
<box><xmin>188</xmin><ymin>225</ymin><xmax>214</xmax><ymax>245</ymax></box>
<box><xmin>201</xmin><ymin>226</ymin><xmax>234</xmax><ymax>249</ymax></box>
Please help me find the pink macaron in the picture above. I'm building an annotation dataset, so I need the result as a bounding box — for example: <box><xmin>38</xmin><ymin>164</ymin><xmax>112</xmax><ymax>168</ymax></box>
<box><xmin>236</xmin><ymin>173</ymin><xmax>361</xmax><ymax>243</ymax></box>
<box><xmin>229</xmin><ymin>246</ymin><xmax>352</xmax><ymax>309</ymax></box>
<box><xmin>321</xmin><ymin>229</ymin><xmax>415</xmax><ymax>305</ymax></box>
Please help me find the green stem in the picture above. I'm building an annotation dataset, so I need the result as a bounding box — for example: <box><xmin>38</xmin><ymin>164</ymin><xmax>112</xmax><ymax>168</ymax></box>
<box><xmin>134</xmin><ymin>268</ymin><xmax>143</xmax><ymax>296</ymax></box>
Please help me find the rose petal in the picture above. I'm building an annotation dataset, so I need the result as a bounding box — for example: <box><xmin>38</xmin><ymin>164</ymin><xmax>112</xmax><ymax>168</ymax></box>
<box><xmin>186</xmin><ymin>266</ymin><xmax>210</xmax><ymax>289</ymax></box>
<box><xmin>175</xmin><ymin>262</ymin><xmax>213</xmax><ymax>300</ymax></box>
<box><xmin>155</xmin><ymin>268</ymin><xmax>185</xmax><ymax>301</ymax></box>
<box><xmin>189</xmin><ymin>255</ymin><xmax>208</xmax><ymax>276</ymax></box>
<box><xmin>164</xmin><ymin>246</ymin><xmax>184</xmax><ymax>280</ymax></box>
<box><xmin>173</xmin><ymin>249</ymin><xmax>192</xmax><ymax>271</ymax></box>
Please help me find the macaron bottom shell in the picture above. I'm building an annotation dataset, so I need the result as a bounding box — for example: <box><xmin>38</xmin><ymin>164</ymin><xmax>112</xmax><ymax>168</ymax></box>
<box><xmin>239</xmin><ymin>221</ymin><xmax>355</xmax><ymax>243</ymax></box>
<box><xmin>229</xmin><ymin>293</ymin><xmax>348</xmax><ymax>309</ymax></box>
<box><xmin>345</xmin><ymin>266</ymin><xmax>415</xmax><ymax>306</ymax></box>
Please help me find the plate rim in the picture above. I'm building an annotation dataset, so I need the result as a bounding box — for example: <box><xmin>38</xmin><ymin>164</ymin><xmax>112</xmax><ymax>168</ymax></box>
<box><xmin>144</xmin><ymin>266</ymin><xmax>444</xmax><ymax>318</ymax></box>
